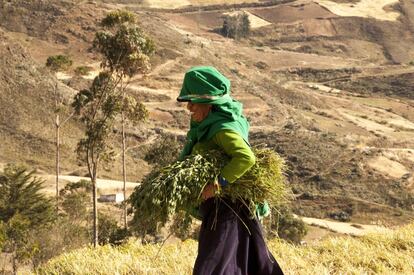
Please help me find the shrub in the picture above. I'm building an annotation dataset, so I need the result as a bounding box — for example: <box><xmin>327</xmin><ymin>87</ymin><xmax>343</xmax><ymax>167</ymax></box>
<box><xmin>98</xmin><ymin>213</ymin><xmax>129</xmax><ymax>245</ymax></box>
<box><xmin>74</xmin><ymin>66</ymin><xmax>93</xmax><ymax>76</ymax></box>
<box><xmin>221</xmin><ymin>12</ymin><xmax>250</xmax><ymax>39</ymax></box>
<box><xmin>0</xmin><ymin>164</ymin><xmax>55</xmax><ymax>272</ymax></box>
<box><xmin>59</xmin><ymin>180</ymin><xmax>92</xmax><ymax>222</ymax></box>
<box><xmin>144</xmin><ymin>135</ymin><xmax>182</xmax><ymax>167</ymax></box>
<box><xmin>31</xmin><ymin>180</ymin><xmax>93</xmax><ymax>267</ymax></box>
<box><xmin>46</xmin><ymin>55</ymin><xmax>73</xmax><ymax>72</ymax></box>
<box><xmin>267</xmin><ymin>207</ymin><xmax>308</xmax><ymax>243</ymax></box>
<box><xmin>31</xmin><ymin>216</ymin><xmax>90</xmax><ymax>268</ymax></box>
<box><xmin>101</xmin><ymin>10</ymin><xmax>136</xmax><ymax>28</ymax></box>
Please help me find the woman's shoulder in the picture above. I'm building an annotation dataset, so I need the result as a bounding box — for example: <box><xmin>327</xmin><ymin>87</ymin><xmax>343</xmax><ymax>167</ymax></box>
<box><xmin>212</xmin><ymin>129</ymin><xmax>252</xmax><ymax>152</ymax></box>
<box><xmin>212</xmin><ymin>129</ymin><xmax>244</xmax><ymax>143</ymax></box>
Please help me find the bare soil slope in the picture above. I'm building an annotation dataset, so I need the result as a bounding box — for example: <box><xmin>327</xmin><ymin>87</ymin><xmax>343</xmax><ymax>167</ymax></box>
<box><xmin>0</xmin><ymin>28</ymin><xmax>81</xmax><ymax>170</ymax></box>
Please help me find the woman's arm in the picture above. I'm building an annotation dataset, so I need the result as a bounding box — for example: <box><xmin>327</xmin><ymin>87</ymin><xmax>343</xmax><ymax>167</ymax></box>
<box><xmin>212</xmin><ymin>129</ymin><xmax>255</xmax><ymax>184</ymax></box>
<box><xmin>201</xmin><ymin>129</ymin><xmax>255</xmax><ymax>200</ymax></box>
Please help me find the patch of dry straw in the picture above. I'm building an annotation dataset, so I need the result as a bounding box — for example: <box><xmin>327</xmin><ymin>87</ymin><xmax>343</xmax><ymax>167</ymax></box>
<box><xmin>38</xmin><ymin>223</ymin><xmax>414</xmax><ymax>274</ymax></box>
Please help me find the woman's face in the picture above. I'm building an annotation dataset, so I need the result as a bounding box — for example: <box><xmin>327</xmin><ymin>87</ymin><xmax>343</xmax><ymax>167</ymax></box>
<box><xmin>187</xmin><ymin>102</ymin><xmax>212</xmax><ymax>122</ymax></box>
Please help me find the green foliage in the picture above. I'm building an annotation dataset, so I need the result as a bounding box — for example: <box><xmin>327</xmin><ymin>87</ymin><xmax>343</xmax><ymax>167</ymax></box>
<box><xmin>0</xmin><ymin>164</ymin><xmax>54</xmax><ymax>267</ymax></box>
<box><xmin>0</xmin><ymin>221</ymin><xmax>5</xmax><ymax>251</ymax></box>
<box><xmin>122</xmin><ymin>95</ymin><xmax>148</xmax><ymax>125</ymax></box>
<box><xmin>5</xmin><ymin>213</ymin><xmax>37</xmax><ymax>263</ymax></box>
<box><xmin>60</xmin><ymin>180</ymin><xmax>92</xmax><ymax>221</ymax></box>
<box><xmin>30</xmin><ymin>216</ymin><xmax>90</xmax><ymax>268</ymax></box>
<box><xmin>101</xmin><ymin>10</ymin><xmax>136</xmax><ymax>27</ymax></box>
<box><xmin>98</xmin><ymin>213</ymin><xmax>129</xmax><ymax>246</ymax></box>
<box><xmin>144</xmin><ymin>135</ymin><xmax>182</xmax><ymax>167</ymax></box>
<box><xmin>74</xmin><ymin>65</ymin><xmax>93</xmax><ymax>76</ymax></box>
<box><xmin>223</xmin><ymin>149</ymin><xmax>289</xmax><ymax>212</ymax></box>
<box><xmin>129</xmin><ymin>148</ymin><xmax>290</xmax><ymax>232</ymax></box>
<box><xmin>0</xmin><ymin>164</ymin><xmax>54</xmax><ymax>226</ymax></box>
<box><xmin>73</xmin><ymin>72</ymin><xmax>120</xmax><ymax>167</ymax></box>
<box><xmin>73</xmin><ymin>9</ymin><xmax>155</xmax><ymax>246</ymax></box>
<box><xmin>31</xmin><ymin>180</ymin><xmax>94</xmax><ymax>267</ymax></box>
<box><xmin>169</xmin><ymin>211</ymin><xmax>195</xmax><ymax>240</ymax></box>
<box><xmin>268</xmin><ymin>207</ymin><xmax>307</xmax><ymax>244</ymax></box>
<box><xmin>221</xmin><ymin>12</ymin><xmax>250</xmax><ymax>40</ymax></box>
<box><xmin>94</xmin><ymin>11</ymin><xmax>155</xmax><ymax>77</ymax></box>
<box><xmin>45</xmin><ymin>54</ymin><xmax>73</xmax><ymax>72</ymax></box>
<box><xmin>73</xmin><ymin>71</ymin><xmax>148</xmax><ymax>167</ymax></box>
<box><xmin>74</xmin><ymin>10</ymin><xmax>154</xmax><ymax>171</ymax></box>
<box><xmin>60</xmin><ymin>179</ymin><xmax>92</xmax><ymax>196</ymax></box>
<box><xmin>409</xmin><ymin>61</ymin><xmax>414</xmax><ymax>66</ymax></box>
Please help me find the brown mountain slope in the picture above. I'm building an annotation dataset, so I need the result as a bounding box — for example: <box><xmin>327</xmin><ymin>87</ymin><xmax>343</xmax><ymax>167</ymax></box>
<box><xmin>0</xmin><ymin>28</ymin><xmax>80</xmax><ymax>170</ymax></box>
<box><xmin>245</xmin><ymin>1</ymin><xmax>414</xmax><ymax>64</ymax></box>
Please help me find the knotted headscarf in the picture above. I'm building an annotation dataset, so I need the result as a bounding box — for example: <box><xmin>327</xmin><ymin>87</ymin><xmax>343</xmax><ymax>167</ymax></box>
<box><xmin>177</xmin><ymin>66</ymin><xmax>250</xmax><ymax>159</ymax></box>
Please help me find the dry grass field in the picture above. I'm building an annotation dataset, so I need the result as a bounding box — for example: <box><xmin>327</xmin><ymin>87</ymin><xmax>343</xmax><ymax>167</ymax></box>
<box><xmin>38</xmin><ymin>223</ymin><xmax>414</xmax><ymax>274</ymax></box>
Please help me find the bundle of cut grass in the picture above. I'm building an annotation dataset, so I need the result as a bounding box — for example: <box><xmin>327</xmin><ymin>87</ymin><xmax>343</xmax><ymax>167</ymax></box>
<box><xmin>129</xmin><ymin>148</ymin><xmax>289</xmax><ymax>229</ymax></box>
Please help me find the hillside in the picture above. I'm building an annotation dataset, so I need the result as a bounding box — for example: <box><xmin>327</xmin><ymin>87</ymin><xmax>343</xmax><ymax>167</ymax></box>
<box><xmin>0</xmin><ymin>28</ymin><xmax>81</xmax><ymax>170</ymax></box>
<box><xmin>0</xmin><ymin>0</ymin><xmax>413</xmax><ymax>228</ymax></box>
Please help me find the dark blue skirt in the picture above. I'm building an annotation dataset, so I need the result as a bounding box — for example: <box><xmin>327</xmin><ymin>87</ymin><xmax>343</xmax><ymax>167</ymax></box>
<box><xmin>193</xmin><ymin>198</ymin><xmax>284</xmax><ymax>275</ymax></box>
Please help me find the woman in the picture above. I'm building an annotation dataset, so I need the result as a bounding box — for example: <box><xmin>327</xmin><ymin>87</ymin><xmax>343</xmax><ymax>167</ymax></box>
<box><xmin>177</xmin><ymin>66</ymin><xmax>284</xmax><ymax>275</ymax></box>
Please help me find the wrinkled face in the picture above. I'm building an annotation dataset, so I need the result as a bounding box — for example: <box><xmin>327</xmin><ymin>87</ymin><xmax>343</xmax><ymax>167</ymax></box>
<box><xmin>187</xmin><ymin>102</ymin><xmax>212</xmax><ymax>122</ymax></box>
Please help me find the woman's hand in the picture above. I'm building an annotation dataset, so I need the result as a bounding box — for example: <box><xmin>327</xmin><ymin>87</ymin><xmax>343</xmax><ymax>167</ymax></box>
<box><xmin>201</xmin><ymin>182</ymin><xmax>219</xmax><ymax>200</ymax></box>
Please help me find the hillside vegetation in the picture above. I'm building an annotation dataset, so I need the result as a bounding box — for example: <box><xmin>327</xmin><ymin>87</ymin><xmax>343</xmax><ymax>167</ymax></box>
<box><xmin>38</xmin><ymin>223</ymin><xmax>414</xmax><ymax>274</ymax></box>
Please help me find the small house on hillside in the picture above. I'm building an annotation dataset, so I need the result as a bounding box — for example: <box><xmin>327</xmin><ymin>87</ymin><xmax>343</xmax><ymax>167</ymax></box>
<box><xmin>98</xmin><ymin>193</ymin><xmax>124</xmax><ymax>203</ymax></box>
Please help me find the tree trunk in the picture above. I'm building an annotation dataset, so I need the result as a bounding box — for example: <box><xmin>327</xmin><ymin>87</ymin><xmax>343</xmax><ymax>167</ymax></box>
<box><xmin>92</xmin><ymin>174</ymin><xmax>98</xmax><ymax>247</ymax></box>
<box><xmin>55</xmin><ymin>115</ymin><xmax>60</xmax><ymax>213</ymax></box>
<box><xmin>12</xmin><ymin>249</ymin><xmax>17</xmax><ymax>275</ymax></box>
<box><xmin>121</xmin><ymin>113</ymin><xmax>127</xmax><ymax>229</ymax></box>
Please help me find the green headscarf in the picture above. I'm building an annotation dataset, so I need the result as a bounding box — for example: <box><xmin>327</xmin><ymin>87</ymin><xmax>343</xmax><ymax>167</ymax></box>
<box><xmin>178</xmin><ymin>66</ymin><xmax>250</xmax><ymax>159</ymax></box>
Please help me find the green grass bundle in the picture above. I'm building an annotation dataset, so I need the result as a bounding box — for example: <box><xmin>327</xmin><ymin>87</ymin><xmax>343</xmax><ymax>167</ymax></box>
<box><xmin>129</xmin><ymin>148</ymin><xmax>289</xmax><ymax>230</ymax></box>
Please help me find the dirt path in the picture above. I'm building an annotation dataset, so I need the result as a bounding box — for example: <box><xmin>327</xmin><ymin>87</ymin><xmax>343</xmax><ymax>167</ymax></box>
<box><xmin>319</xmin><ymin>66</ymin><xmax>414</xmax><ymax>84</ymax></box>
<box><xmin>40</xmin><ymin>175</ymin><xmax>140</xmax><ymax>195</ymax></box>
<box><xmin>299</xmin><ymin>216</ymin><xmax>389</xmax><ymax>236</ymax></box>
<box><xmin>147</xmin><ymin>59</ymin><xmax>178</xmax><ymax>76</ymax></box>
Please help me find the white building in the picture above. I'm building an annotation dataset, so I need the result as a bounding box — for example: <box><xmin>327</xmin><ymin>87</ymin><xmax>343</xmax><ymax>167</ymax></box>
<box><xmin>98</xmin><ymin>193</ymin><xmax>125</xmax><ymax>203</ymax></box>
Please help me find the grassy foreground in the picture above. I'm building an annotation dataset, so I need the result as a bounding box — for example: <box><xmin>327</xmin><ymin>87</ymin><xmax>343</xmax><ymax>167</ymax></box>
<box><xmin>38</xmin><ymin>224</ymin><xmax>414</xmax><ymax>275</ymax></box>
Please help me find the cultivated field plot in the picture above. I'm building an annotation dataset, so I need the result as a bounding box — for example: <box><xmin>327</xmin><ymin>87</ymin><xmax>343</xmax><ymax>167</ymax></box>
<box><xmin>143</xmin><ymin>0</ymin><xmax>190</xmax><ymax>9</ymax></box>
<box><xmin>314</xmin><ymin>0</ymin><xmax>400</xmax><ymax>21</ymax></box>
<box><xmin>170</xmin><ymin>10</ymin><xmax>272</xmax><ymax>32</ymax></box>
<box><xmin>143</xmin><ymin>0</ymin><xmax>261</xmax><ymax>9</ymax></box>
<box><xmin>190</xmin><ymin>0</ymin><xmax>260</xmax><ymax>5</ymax></box>
<box><xmin>248</xmin><ymin>2</ymin><xmax>337</xmax><ymax>24</ymax></box>
<box><xmin>224</xmin><ymin>11</ymin><xmax>272</xmax><ymax>28</ymax></box>
<box><xmin>178</xmin><ymin>11</ymin><xmax>225</xmax><ymax>29</ymax></box>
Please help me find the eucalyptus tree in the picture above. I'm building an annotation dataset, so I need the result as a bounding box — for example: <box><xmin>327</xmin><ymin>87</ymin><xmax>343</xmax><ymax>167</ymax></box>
<box><xmin>73</xmin><ymin>10</ymin><xmax>154</xmax><ymax>246</ymax></box>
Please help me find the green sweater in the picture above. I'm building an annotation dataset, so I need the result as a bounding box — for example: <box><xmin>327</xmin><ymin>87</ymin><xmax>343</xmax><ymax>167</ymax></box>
<box><xmin>191</xmin><ymin>129</ymin><xmax>255</xmax><ymax>183</ymax></box>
